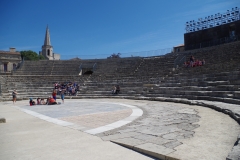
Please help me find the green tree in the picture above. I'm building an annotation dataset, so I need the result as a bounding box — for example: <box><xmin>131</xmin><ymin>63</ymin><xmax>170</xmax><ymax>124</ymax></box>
<box><xmin>20</xmin><ymin>50</ymin><xmax>45</xmax><ymax>60</ymax></box>
<box><xmin>39</xmin><ymin>54</ymin><xmax>45</xmax><ymax>60</ymax></box>
<box><xmin>107</xmin><ymin>53</ymin><xmax>121</xmax><ymax>59</ymax></box>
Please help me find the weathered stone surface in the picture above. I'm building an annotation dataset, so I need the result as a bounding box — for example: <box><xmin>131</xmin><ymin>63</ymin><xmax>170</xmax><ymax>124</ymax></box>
<box><xmin>134</xmin><ymin>143</ymin><xmax>175</xmax><ymax>160</ymax></box>
<box><xmin>111</xmin><ymin>137</ymin><xmax>146</xmax><ymax>149</ymax></box>
<box><xmin>164</xmin><ymin>141</ymin><xmax>182</xmax><ymax>149</ymax></box>
<box><xmin>101</xmin><ymin>132</ymin><xmax>141</xmax><ymax>141</ymax></box>
<box><xmin>162</xmin><ymin>132</ymin><xmax>180</xmax><ymax>140</ymax></box>
<box><xmin>101</xmin><ymin>100</ymin><xmax>201</xmax><ymax>159</ymax></box>
<box><xmin>177</xmin><ymin>123</ymin><xmax>200</xmax><ymax>131</ymax></box>
<box><xmin>177</xmin><ymin>108</ymin><xmax>197</xmax><ymax>114</ymax></box>
<box><xmin>139</xmin><ymin>127</ymin><xmax>181</xmax><ymax>136</ymax></box>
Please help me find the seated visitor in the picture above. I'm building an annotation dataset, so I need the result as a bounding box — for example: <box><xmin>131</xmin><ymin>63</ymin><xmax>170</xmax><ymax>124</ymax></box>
<box><xmin>29</xmin><ymin>98</ymin><xmax>35</xmax><ymax>106</ymax></box>
<box><xmin>48</xmin><ymin>96</ymin><xmax>57</xmax><ymax>105</ymax></box>
<box><xmin>73</xmin><ymin>82</ymin><xmax>77</xmax><ymax>88</ymax></box>
<box><xmin>183</xmin><ymin>61</ymin><xmax>190</xmax><ymax>67</ymax></box>
<box><xmin>116</xmin><ymin>85</ymin><xmax>120</xmax><ymax>94</ymax></box>
<box><xmin>37</xmin><ymin>98</ymin><xmax>41</xmax><ymax>105</ymax></box>
<box><xmin>190</xmin><ymin>55</ymin><xmax>194</xmax><ymax>67</ymax></box>
<box><xmin>71</xmin><ymin>87</ymin><xmax>77</xmax><ymax>96</ymax></box>
<box><xmin>54</xmin><ymin>82</ymin><xmax>59</xmax><ymax>89</ymax></box>
<box><xmin>68</xmin><ymin>86</ymin><xmax>72</xmax><ymax>95</ymax></box>
<box><xmin>198</xmin><ymin>60</ymin><xmax>202</xmax><ymax>66</ymax></box>
<box><xmin>195</xmin><ymin>59</ymin><xmax>199</xmax><ymax>66</ymax></box>
<box><xmin>40</xmin><ymin>98</ymin><xmax>46</xmax><ymax>105</ymax></box>
<box><xmin>112</xmin><ymin>86</ymin><xmax>116</xmax><ymax>94</ymax></box>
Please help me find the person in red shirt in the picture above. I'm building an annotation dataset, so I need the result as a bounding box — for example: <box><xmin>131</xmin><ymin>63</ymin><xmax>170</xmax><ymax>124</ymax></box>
<box><xmin>47</xmin><ymin>96</ymin><xmax>57</xmax><ymax>105</ymax></box>
<box><xmin>52</xmin><ymin>89</ymin><xmax>57</xmax><ymax>100</ymax></box>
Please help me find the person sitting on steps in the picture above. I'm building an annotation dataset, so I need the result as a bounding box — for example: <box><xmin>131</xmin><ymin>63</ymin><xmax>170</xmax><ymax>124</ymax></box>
<box><xmin>112</xmin><ymin>86</ymin><xmax>116</xmax><ymax>94</ymax></box>
<box><xmin>116</xmin><ymin>85</ymin><xmax>120</xmax><ymax>94</ymax></box>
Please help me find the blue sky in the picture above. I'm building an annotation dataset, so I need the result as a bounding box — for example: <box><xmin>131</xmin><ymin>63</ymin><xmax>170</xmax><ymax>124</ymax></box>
<box><xmin>0</xmin><ymin>0</ymin><xmax>239</xmax><ymax>59</ymax></box>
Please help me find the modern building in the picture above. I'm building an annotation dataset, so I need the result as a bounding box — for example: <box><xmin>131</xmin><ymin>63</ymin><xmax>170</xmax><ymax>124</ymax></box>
<box><xmin>184</xmin><ymin>7</ymin><xmax>240</xmax><ymax>50</ymax></box>
<box><xmin>39</xmin><ymin>26</ymin><xmax>60</xmax><ymax>60</ymax></box>
<box><xmin>0</xmin><ymin>48</ymin><xmax>21</xmax><ymax>74</ymax></box>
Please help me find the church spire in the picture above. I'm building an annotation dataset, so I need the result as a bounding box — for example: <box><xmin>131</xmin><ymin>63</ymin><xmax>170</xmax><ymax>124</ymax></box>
<box><xmin>44</xmin><ymin>25</ymin><xmax>51</xmax><ymax>46</ymax></box>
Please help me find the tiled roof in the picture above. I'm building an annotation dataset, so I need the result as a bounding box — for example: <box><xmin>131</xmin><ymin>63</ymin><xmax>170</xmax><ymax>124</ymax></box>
<box><xmin>0</xmin><ymin>51</ymin><xmax>21</xmax><ymax>55</ymax></box>
<box><xmin>174</xmin><ymin>44</ymin><xmax>184</xmax><ymax>48</ymax></box>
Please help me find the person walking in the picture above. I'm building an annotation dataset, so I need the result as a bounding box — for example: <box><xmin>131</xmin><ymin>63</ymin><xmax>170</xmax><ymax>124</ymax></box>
<box><xmin>60</xmin><ymin>88</ymin><xmax>66</xmax><ymax>104</ymax></box>
<box><xmin>12</xmin><ymin>89</ymin><xmax>18</xmax><ymax>104</ymax></box>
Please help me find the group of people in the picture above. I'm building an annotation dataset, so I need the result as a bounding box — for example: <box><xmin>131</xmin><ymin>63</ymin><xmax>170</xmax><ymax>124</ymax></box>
<box><xmin>11</xmin><ymin>82</ymin><xmax>79</xmax><ymax>105</ymax></box>
<box><xmin>112</xmin><ymin>85</ymin><xmax>120</xmax><ymax>94</ymax></box>
<box><xmin>54</xmin><ymin>82</ymin><xmax>79</xmax><ymax>96</ymax></box>
<box><xmin>29</xmin><ymin>96</ymin><xmax>59</xmax><ymax>106</ymax></box>
<box><xmin>184</xmin><ymin>55</ymin><xmax>205</xmax><ymax>68</ymax></box>
<box><xmin>28</xmin><ymin>83</ymin><xmax>67</xmax><ymax>106</ymax></box>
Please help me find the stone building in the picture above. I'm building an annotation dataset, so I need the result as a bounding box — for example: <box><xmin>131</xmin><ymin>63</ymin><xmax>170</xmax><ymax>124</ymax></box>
<box><xmin>0</xmin><ymin>48</ymin><xmax>21</xmax><ymax>74</ymax></box>
<box><xmin>173</xmin><ymin>44</ymin><xmax>185</xmax><ymax>53</ymax></box>
<box><xmin>39</xmin><ymin>26</ymin><xmax>60</xmax><ymax>60</ymax></box>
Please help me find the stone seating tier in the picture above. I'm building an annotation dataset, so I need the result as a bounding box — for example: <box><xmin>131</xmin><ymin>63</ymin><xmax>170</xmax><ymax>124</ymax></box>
<box><xmin>1</xmin><ymin>71</ymin><xmax>239</xmax><ymax>105</ymax></box>
<box><xmin>1</xmin><ymin>41</ymin><xmax>240</xmax><ymax>106</ymax></box>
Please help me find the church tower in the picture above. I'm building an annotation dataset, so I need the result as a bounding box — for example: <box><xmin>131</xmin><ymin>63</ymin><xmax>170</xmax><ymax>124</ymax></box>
<box><xmin>41</xmin><ymin>25</ymin><xmax>54</xmax><ymax>60</ymax></box>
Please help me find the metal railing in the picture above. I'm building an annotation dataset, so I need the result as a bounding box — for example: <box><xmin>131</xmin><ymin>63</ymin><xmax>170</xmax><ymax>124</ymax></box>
<box><xmin>174</xmin><ymin>55</ymin><xmax>187</xmax><ymax>68</ymax></box>
<box><xmin>93</xmin><ymin>63</ymin><xmax>97</xmax><ymax>71</ymax></box>
<box><xmin>79</xmin><ymin>63</ymin><xmax>82</xmax><ymax>72</ymax></box>
<box><xmin>60</xmin><ymin>48</ymin><xmax>173</xmax><ymax>60</ymax></box>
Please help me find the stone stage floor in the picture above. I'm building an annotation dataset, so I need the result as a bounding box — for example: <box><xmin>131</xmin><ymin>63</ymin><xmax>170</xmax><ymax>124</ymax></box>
<box><xmin>1</xmin><ymin>99</ymin><xmax>240</xmax><ymax>160</ymax></box>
